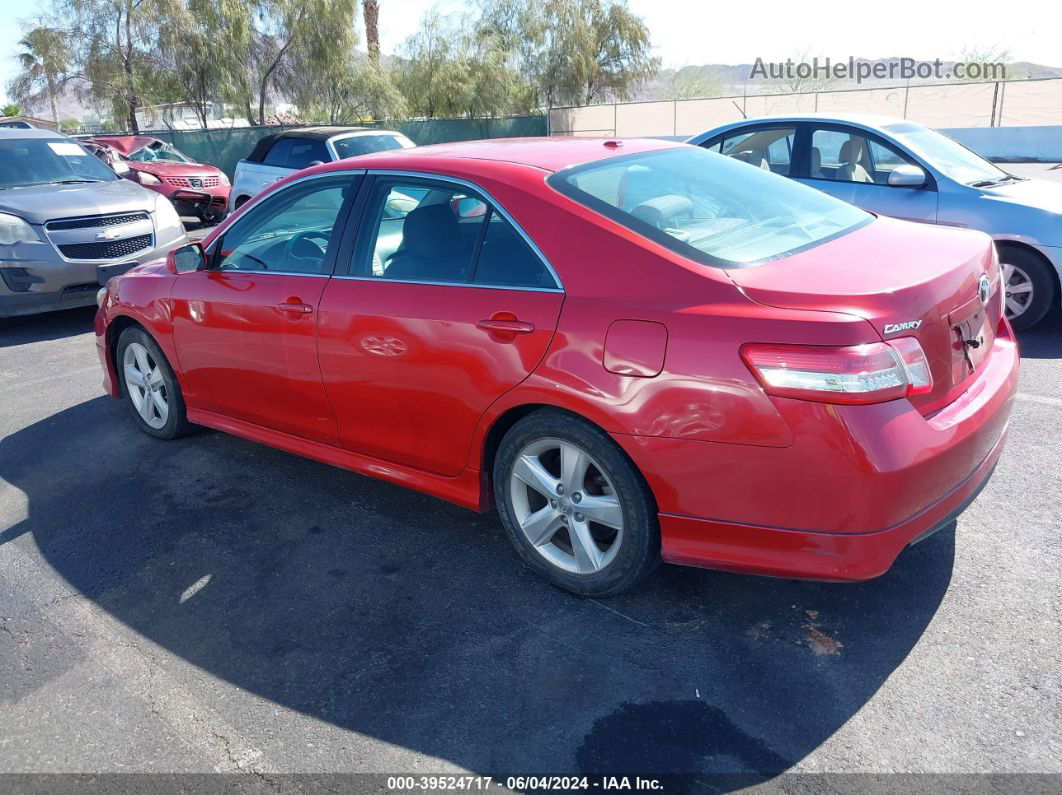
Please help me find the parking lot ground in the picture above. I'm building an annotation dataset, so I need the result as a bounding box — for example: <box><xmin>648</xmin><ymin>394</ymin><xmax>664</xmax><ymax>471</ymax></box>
<box><xmin>0</xmin><ymin>302</ymin><xmax>1060</xmax><ymax>782</ymax></box>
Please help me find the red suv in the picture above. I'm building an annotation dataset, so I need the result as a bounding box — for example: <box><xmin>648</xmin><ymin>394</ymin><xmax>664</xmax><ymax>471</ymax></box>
<box><xmin>94</xmin><ymin>138</ymin><xmax>1018</xmax><ymax>596</ymax></box>
<box><xmin>88</xmin><ymin>136</ymin><xmax>230</xmax><ymax>224</ymax></box>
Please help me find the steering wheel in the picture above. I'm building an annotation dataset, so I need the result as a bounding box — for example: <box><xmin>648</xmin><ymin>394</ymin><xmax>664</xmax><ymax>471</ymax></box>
<box><xmin>282</xmin><ymin>229</ymin><xmax>331</xmax><ymax>266</ymax></box>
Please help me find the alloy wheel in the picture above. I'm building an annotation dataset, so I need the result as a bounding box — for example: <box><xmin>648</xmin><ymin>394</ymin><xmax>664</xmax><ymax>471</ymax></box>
<box><xmin>508</xmin><ymin>438</ymin><xmax>625</xmax><ymax>575</ymax></box>
<box><xmin>123</xmin><ymin>341</ymin><xmax>169</xmax><ymax>430</ymax></box>
<box><xmin>1001</xmin><ymin>262</ymin><xmax>1034</xmax><ymax>320</ymax></box>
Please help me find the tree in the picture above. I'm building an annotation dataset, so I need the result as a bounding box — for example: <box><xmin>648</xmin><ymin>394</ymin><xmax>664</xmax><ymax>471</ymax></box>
<box><xmin>60</xmin><ymin>0</ymin><xmax>182</xmax><ymax>132</ymax></box>
<box><xmin>659</xmin><ymin>65</ymin><xmax>722</xmax><ymax>101</ymax></box>
<box><xmin>2</xmin><ymin>104</ymin><xmax>22</xmax><ymax>117</ymax></box>
<box><xmin>249</xmin><ymin>0</ymin><xmax>359</xmax><ymax>126</ymax></box>
<box><xmin>475</xmin><ymin>0</ymin><xmax>657</xmax><ymax>108</ymax></box>
<box><xmin>9</xmin><ymin>28</ymin><xmax>70</xmax><ymax>125</ymax></box>
<box><xmin>363</xmin><ymin>0</ymin><xmax>380</xmax><ymax>66</ymax></box>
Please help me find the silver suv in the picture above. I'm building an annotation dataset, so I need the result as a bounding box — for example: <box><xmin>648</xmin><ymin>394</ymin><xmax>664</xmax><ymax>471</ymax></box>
<box><xmin>1</xmin><ymin>129</ymin><xmax>187</xmax><ymax>318</ymax></box>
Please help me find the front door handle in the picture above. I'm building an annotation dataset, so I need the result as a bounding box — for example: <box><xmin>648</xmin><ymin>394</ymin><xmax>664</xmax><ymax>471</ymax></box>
<box><xmin>275</xmin><ymin>300</ymin><xmax>313</xmax><ymax>315</ymax></box>
<box><xmin>476</xmin><ymin>318</ymin><xmax>535</xmax><ymax>335</ymax></box>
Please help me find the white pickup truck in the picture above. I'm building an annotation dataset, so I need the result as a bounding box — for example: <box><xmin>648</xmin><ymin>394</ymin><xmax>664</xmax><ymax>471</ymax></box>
<box><xmin>228</xmin><ymin>126</ymin><xmax>414</xmax><ymax>213</ymax></box>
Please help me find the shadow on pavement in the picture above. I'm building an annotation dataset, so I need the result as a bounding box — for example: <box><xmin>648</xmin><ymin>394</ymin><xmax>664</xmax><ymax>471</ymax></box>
<box><xmin>1016</xmin><ymin>305</ymin><xmax>1062</xmax><ymax>359</ymax></box>
<box><xmin>0</xmin><ymin>396</ymin><xmax>958</xmax><ymax>778</ymax></box>
<box><xmin>0</xmin><ymin>306</ymin><xmax>97</xmax><ymax>348</ymax></box>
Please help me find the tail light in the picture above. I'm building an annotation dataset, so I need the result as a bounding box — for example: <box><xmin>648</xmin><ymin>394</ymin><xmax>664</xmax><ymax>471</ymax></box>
<box><xmin>741</xmin><ymin>338</ymin><xmax>933</xmax><ymax>405</ymax></box>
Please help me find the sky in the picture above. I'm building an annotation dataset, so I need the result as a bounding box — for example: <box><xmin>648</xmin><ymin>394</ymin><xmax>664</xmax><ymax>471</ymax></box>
<box><xmin>2</xmin><ymin>0</ymin><xmax>1060</xmax><ymax>107</ymax></box>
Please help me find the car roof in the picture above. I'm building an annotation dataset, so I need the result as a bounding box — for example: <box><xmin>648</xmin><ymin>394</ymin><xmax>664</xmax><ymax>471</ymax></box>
<box><xmin>278</xmin><ymin>126</ymin><xmax>373</xmax><ymax>142</ymax></box>
<box><xmin>0</xmin><ymin>128</ymin><xmax>67</xmax><ymax>140</ymax></box>
<box><xmin>691</xmin><ymin>112</ymin><xmax>919</xmax><ymax>141</ymax></box>
<box><xmin>88</xmin><ymin>135</ymin><xmax>160</xmax><ymax>154</ymax></box>
<box><xmin>337</xmin><ymin>137</ymin><xmax>684</xmax><ymax>173</ymax></box>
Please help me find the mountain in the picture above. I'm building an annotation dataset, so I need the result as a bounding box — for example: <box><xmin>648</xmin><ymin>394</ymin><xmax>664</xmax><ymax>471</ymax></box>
<box><xmin>637</xmin><ymin>58</ymin><xmax>1062</xmax><ymax>102</ymax></box>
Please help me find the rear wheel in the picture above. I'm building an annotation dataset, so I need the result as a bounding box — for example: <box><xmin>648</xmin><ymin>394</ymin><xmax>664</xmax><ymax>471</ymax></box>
<box><xmin>999</xmin><ymin>246</ymin><xmax>1055</xmax><ymax>331</ymax></box>
<box><xmin>117</xmin><ymin>327</ymin><xmax>191</xmax><ymax>440</ymax></box>
<box><xmin>494</xmin><ymin>410</ymin><xmax>659</xmax><ymax>596</ymax></box>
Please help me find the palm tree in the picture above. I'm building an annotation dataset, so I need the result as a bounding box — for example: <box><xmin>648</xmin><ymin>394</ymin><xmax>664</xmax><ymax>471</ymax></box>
<box><xmin>13</xmin><ymin>28</ymin><xmax>69</xmax><ymax>125</ymax></box>
<box><xmin>363</xmin><ymin>0</ymin><xmax>380</xmax><ymax>66</ymax></box>
<box><xmin>1</xmin><ymin>103</ymin><xmax>21</xmax><ymax>117</ymax></box>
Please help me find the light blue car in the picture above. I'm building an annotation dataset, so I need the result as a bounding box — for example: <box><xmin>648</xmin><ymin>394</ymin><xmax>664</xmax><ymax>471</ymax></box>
<box><xmin>688</xmin><ymin>114</ymin><xmax>1062</xmax><ymax>329</ymax></box>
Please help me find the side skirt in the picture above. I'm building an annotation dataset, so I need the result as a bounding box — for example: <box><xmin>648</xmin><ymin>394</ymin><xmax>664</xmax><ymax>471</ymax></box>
<box><xmin>185</xmin><ymin>407</ymin><xmax>487</xmax><ymax>512</ymax></box>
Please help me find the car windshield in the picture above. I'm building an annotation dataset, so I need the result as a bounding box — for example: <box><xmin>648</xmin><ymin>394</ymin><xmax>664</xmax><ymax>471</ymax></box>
<box><xmin>128</xmin><ymin>141</ymin><xmax>193</xmax><ymax>164</ymax></box>
<box><xmin>331</xmin><ymin>134</ymin><xmax>407</xmax><ymax>159</ymax></box>
<box><xmin>0</xmin><ymin>137</ymin><xmax>119</xmax><ymax>189</ymax></box>
<box><xmin>548</xmin><ymin>146</ymin><xmax>871</xmax><ymax>267</ymax></box>
<box><xmin>885</xmin><ymin>123</ymin><xmax>1010</xmax><ymax>186</ymax></box>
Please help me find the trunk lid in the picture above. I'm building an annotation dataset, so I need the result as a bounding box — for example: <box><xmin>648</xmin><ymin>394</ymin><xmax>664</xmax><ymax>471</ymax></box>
<box><xmin>727</xmin><ymin>216</ymin><xmax>1002</xmax><ymax>412</ymax></box>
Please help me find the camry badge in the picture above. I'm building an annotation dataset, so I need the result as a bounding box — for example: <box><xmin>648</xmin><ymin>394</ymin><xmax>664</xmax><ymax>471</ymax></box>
<box><xmin>979</xmin><ymin>274</ymin><xmax>991</xmax><ymax>305</ymax></box>
<box><xmin>883</xmin><ymin>320</ymin><xmax>922</xmax><ymax>335</ymax></box>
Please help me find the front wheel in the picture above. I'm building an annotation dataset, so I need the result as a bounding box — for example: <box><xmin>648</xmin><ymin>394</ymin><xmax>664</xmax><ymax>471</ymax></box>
<box><xmin>494</xmin><ymin>410</ymin><xmax>660</xmax><ymax>596</ymax></box>
<box><xmin>999</xmin><ymin>246</ymin><xmax>1056</xmax><ymax>331</ymax></box>
<box><xmin>117</xmin><ymin>327</ymin><xmax>191</xmax><ymax>440</ymax></box>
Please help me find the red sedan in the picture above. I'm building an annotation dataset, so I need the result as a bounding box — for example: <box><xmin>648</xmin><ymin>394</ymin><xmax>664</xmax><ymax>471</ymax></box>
<box><xmin>88</xmin><ymin>136</ymin><xmax>231</xmax><ymax>223</ymax></box>
<box><xmin>94</xmin><ymin>138</ymin><xmax>1018</xmax><ymax>595</ymax></box>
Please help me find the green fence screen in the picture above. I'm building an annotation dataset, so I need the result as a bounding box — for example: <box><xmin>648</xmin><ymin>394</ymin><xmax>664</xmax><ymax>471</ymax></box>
<box><xmin>147</xmin><ymin>116</ymin><xmax>548</xmax><ymax>178</ymax></box>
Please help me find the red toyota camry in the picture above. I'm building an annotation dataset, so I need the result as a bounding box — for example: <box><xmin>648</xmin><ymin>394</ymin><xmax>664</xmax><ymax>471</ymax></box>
<box><xmin>94</xmin><ymin>138</ymin><xmax>1018</xmax><ymax>596</ymax></box>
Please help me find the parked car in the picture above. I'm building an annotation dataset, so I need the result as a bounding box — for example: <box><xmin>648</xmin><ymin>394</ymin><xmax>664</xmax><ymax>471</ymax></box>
<box><xmin>228</xmin><ymin>126</ymin><xmax>414</xmax><ymax>213</ymax></box>
<box><xmin>81</xmin><ymin>139</ymin><xmax>132</xmax><ymax>175</ymax></box>
<box><xmin>688</xmin><ymin>114</ymin><xmax>1062</xmax><ymax>330</ymax></box>
<box><xmin>94</xmin><ymin>138</ymin><xmax>1017</xmax><ymax>595</ymax></box>
<box><xmin>87</xmin><ymin>135</ymin><xmax>231</xmax><ymax>224</ymax></box>
<box><xmin>0</xmin><ymin>129</ymin><xmax>187</xmax><ymax>319</ymax></box>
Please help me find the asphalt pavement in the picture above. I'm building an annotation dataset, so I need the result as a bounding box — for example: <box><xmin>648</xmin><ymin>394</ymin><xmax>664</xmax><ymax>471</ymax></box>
<box><xmin>0</xmin><ymin>261</ymin><xmax>1059</xmax><ymax>782</ymax></box>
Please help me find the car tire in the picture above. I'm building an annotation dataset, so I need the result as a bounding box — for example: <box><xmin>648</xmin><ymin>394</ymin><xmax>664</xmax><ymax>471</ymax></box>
<box><xmin>494</xmin><ymin>409</ymin><xmax>660</xmax><ymax>596</ymax></box>
<box><xmin>116</xmin><ymin>326</ymin><xmax>192</xmax><ymax>440</ymax></box>
<box><xmin>999</xmin><ymin>246</ymin><xmax>1056</xmax><ymax>331</ymax></box>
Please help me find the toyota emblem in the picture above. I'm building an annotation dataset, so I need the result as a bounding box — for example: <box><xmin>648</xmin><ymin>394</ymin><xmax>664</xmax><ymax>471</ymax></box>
<box><xmin>978</xmin><ymin>274</ymin><xmax>991</xmax><ymax>305</ymax></box>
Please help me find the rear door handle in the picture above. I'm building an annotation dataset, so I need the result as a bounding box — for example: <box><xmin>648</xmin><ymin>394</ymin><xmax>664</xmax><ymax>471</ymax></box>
<box><xmin>476</xmin><ymin>318</ymin><xmax>535</xmax><ymax>335</ymax></box>
<box><xmin>275</xmin><ymin>301</ymin><xmax>313</xmax><ymax>315</ymax></box>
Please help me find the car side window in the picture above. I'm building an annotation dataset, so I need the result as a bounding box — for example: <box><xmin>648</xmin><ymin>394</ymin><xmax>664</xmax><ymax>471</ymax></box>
<box><xmin>214</xmin><ymin>175</ymin><xmax>354</xmax><ymax>275</ymax></box>
<box><xmin>866</xmin><ymin>139</ymin><xmax>920</xmax><ymax>185</ymax></box>
<box><xmin>472</xmin><ymin>212</ymin><xmax>557</xmax><ymax>289</ymax></box>
<box><xmin>285</xmin><ymin>140</ymin><xmax>329</xmax><ymax>170</ymax></box>
<box><xmin>350</xmin><ymin>178</ymin><xmax>556</xmax><ymax>289</ymax></box>
<box><xmin>352</xmin><ymin>180</ymin><xmax>488</xmax><ymax>282</ymax></box>
<box><xmin>263</xmin><ymin>139</ymin><xmax>293</xmax><ymax>168</ymax></box>
<box><xmin>811</xmin><ymin>128</ymin><xmax>920</xmax><ymax>186</ymax></box>
<box><xmin>717</xmin><ymin>127</ymin><xmax>796</xmax><ymax>174</ymax></box>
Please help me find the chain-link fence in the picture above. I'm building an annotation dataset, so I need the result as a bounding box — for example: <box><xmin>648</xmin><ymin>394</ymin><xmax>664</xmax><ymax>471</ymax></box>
<box><xmin>548</xmin><ymin>77</ymin><xmax>1062</xmax><ymax>138</ymax></box>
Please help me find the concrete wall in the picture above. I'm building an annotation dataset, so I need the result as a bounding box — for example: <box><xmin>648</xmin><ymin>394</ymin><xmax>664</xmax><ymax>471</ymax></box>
<box><xmin>943</xmin><ymin>126</ymin><xmax>1062</xmax><ymax>162</ymax></box>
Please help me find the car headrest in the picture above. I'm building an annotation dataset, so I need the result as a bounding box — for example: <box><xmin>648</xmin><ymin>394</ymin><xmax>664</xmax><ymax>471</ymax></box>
<box><xmin>400</xmin><ymin>203</ymin><xmax>460</xmax><ymax>256</ymax></box>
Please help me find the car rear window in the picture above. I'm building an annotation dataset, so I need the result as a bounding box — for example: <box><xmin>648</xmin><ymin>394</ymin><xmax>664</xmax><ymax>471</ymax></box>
<box><xmin>547</xmin><ymin>146</ymin><xmax>871</xmax><ymax>268</ymax></box>
<box><xmin>332</xmin><ymin>134</ymin><xmax>408</xmax><ymax>159</ymax></box>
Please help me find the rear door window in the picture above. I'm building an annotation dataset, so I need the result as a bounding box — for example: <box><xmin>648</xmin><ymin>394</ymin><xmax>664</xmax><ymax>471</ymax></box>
<box><xmin>713</xmin><ymin>127</ymin><xmax>797</xmax><ymax>175</ymax></box>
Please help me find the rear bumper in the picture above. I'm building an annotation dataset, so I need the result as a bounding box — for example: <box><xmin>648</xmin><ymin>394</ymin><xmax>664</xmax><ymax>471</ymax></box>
<box><xmin>613</xmin><ymin>321</ymin><xmax>1019</xmax><ymax>581</ymax></box>
<box><xmin>657</xmin><ymin>431</ymin><xmax>1004</xmax><ymax>581</ymax></box>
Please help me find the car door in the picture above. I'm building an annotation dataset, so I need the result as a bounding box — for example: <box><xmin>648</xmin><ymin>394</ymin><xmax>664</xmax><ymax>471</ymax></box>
<box><xmin>316</xmin><ymin>174</ymin><xmax>565</xmax><ymax>476</ymax></box>
<box><xmin>171</xmin><ymin>173</ymin><xmax>361</xmax><ymax>443</ymax></box>
<box><xmin>799</xmin><ymin>126</ymin><xmax>938</xmax><ymax>223</ymax></box>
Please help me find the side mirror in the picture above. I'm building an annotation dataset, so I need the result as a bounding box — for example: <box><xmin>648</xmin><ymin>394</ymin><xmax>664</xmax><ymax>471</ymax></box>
<box><xmin>167</xmin><ymin>242</ymin><xmax>207</xmax><ymax>274</ymax></box>
<box><xmin>307</xmin><ymin>160</ymin><xmax>325</xmax><ymax>167</ymax></box>
<box><xmin>888</xmin><ymin>164</ymin><xmax>927</xmax><ymax>188</ymax></box>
